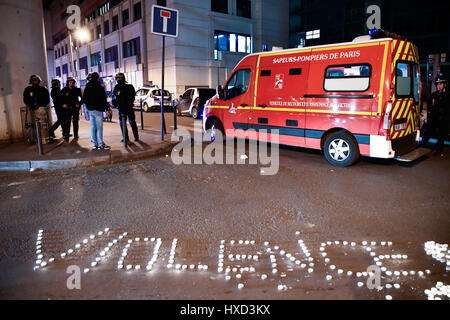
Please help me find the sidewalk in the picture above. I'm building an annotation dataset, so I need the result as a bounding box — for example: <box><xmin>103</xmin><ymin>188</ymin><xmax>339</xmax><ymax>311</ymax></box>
<box><xmin>0</xmin><ymin>118</ymin><xmax>175</xmax><ymax>171</ymax></box>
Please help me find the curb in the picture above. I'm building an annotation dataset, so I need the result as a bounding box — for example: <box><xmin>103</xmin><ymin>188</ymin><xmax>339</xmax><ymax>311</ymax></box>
<box><xmin>0</xmin><ymin>142</ymin><xmax>175</xmax><ymax>171</ymax></box>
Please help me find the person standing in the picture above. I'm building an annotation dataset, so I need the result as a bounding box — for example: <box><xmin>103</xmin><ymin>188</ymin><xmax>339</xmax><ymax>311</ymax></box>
<box><xmin>23</xmin><ymin>74</ymin><xmax>50</xmax><ymax>142</ymax></box>
<box><xmin>83</xmin><ymin>72</ymin><xmax>110</xmax><ymax>150</ymax></box>
<box><xmin>432</xmin><ymin>79</ymin><xmax>450</xmax><ymax>156</ymax></box>
<box><xmin>49</xmin><ymin>79</ymin><xmax>64</xmax><ymax>138</ymax></box>
<box><xmin>113</xmin><ymin>73</ymin><xmax>139</xmax><ymax>143</ymax></box>
<box><xmin>60</xmin><ymin>77</ymin><xmax>82</xmax><ymax>141</ymax></box>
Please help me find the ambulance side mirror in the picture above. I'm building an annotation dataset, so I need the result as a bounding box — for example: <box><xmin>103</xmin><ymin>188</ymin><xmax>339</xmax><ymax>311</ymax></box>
<box><xmin>216</xmin><ymin>85</ymin><xmax>225</xmax><ymax>100</ymax></box>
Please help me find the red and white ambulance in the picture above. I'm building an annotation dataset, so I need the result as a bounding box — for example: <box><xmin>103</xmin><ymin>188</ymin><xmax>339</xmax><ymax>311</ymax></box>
<box><xmin>203</xmin><ymin>33</ymin><xmax>428</xmax><ymax>166</ymax></box>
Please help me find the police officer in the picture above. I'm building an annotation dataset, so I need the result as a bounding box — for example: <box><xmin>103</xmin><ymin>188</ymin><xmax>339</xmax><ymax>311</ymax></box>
<box><xmin>432</xmin><ymin>79</ymin><xmax>450</xmax><ymax>156</ymax></box>
<box><xmin>113</xmin><ymin>73</ymin><xmax>139</xmax><ymax>142</ymax></box>
<box><xmin>23</xmin><ymin>75</ymin><xmax>50</xmax><ymax>141</ymax></box>
<box><xmin>49</xmin><ymin>79</ymin><xmax>64</xmax><ymax>138</ymax></box>
<box><xmin>61</xmin><ymin>77</ymin><xmax>82</xmax><ymax>141</ymax></box>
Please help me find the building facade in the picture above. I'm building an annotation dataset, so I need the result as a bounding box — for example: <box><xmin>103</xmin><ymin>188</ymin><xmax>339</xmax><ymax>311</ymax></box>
<box><xmin>45</xmin><ymin>0</ymin><xmax>289</xmax><ymax>97</ymax></box>
<box><xmin>289</xmin><ymin>0</ymin><xmax>450</xmax><ymax>73</ymax></box>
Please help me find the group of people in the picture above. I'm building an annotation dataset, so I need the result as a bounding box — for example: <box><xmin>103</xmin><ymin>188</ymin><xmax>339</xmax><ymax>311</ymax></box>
<box><xmin>420</xmin><ymin>78</ymin><xmax>450</xmax><ymax>156</ymax></box>
<box><xmin>23</xmin><ymin>72</ymin><xmax>140</xmax><ymax>150</ymax></box>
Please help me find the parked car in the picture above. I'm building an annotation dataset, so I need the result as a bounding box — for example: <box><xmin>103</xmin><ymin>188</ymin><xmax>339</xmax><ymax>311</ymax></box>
<box><xmin>175</xmin><ymin>88</ymin><xmax>216</xmax><ymax>119</ymax></box>
<box><xmin>134</xmin><ymin>87</ymin><xmax>172</xmax><ymax>112</ymax></box>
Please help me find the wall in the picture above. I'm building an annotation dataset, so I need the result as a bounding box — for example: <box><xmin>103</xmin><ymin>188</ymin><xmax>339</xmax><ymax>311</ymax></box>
<box><xmin>0</xmin><ymin>0</ymin><xmax>49</xmax><ymax>143</ymax></box>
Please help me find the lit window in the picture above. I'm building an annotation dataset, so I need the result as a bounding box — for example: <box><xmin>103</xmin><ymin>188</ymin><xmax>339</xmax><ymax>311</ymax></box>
<box><xmin>246</xmin><ymin>36</ymin><xmax>251</xmax><ymax>53</ymax></box>
<box><xmin>229</xmin><ymin>34</ymin><xmax>236</xmax><ymax>52</ymax></box>
<box><xmin>238</xmin><ymin>35</ymin><xmax>246</xmax><ymax>53</ymax></box>
<box><xmin>306</xmin><ymin>29</ymin><xmax>320</xmax><ymax>40</ymax></box>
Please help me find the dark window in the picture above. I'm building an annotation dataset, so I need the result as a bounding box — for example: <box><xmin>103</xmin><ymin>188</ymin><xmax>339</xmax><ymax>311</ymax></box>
<box><xmin>286</xmin><ymin>119</ymin><xmax>298</xmax><ymax>127</ymax></box>
<box><xmin>157</xmin><ymin>0</ymin><xmax>167</xmax><ymax>6</ymax></box>
<box><xmin>260</xmin><ymin>70</ymin><xmax>271</xmax><ymax>77</ymax></box>
<box><xmin>96</xmin><ymin>25</ymin><xmax>102</xmax><ymax>39</ymax></box>
<box><xmin>152</xmin><ymin>89</ymin><xmax>170</xmax><ymax>97</ymax></box>
<box><xmin>289</xmin><ymin>68</ymin><xmax>302</xmax><ymax>75</ymax></box>
<box><xmin>86</xmin><ymin>10</ymin><xmax>96</xmax><ymax>22</ymax></box>
<box><xmin>90</xmin><ymin>51</ymin><xmax>101</xmax><ymax>67</ymax></box>
<box><xmin>105</xmin><ymin>45</ymin><xmax>118</xmax><ymax>63</ymax></box>
<box><xmin>79</xmin><ymin>56</ymin><xmax>88</xmax><ymax>71</ymax></box>
<box><xmin>324</xmin><ymin>64</ymin><xmax>372</xmax><ymax>92</ymax></box>
<box><xmin>182</xmin><ymin>89</ymin><xmax>194</xmax><ymax>99</ymax></box>
<box><xmin>55</xmin><ymin>51</ymin><xmax>57</xmax><ymax>59</ymax></box>
<box><xmin>111</xmin><ymin>0</ymin><xmax>121</xmax><ymax>7</ymax></box>
<box><xmin>237</xmin><ymin>0</ymin><xmax>251</xmax><ymax>18</ymax></box>
<box><xmin>58</xmin><ymin>48</ymin><xmax>61</xmax><ymax>57</ymax></box>
<box><xmin>211</xmin><ymin>0</ymin><xmax>228</xmax><ymax>14</ymax></box>
<box><xmin>122</xmin><ymin>9</ymin><xmax>129</xmax><ymax>26</ymax></box>
<box><xmin>62</xmin><ymin>64</ymin><xmax>68</xmax><ymax>75</ymax></box>
<box><xmin>112</xmin><ymin>15</ymin><xmax>119</xmax><ymax>31</ymax></box>
<box><xmin>65</xmin><ymin>44</ymin><xmax>68</xmax><ymax>55</ymax></box>
<box><xmin>258</xmin><ymin>118</ymin><xmax>268</xmax><ymax>124</ymax></box>
<box><xmin>123</xmin><ymin>37</ymin><xmax>140</xmax><ymax>59</ymax></box>
<box><xmin>133</xmin><ymin>2</ymin><xmax>142</xmax><ymax>21</ymax></box>
<box><xmin>226</xmin><ymin>69</ymin><xmax>251</xmax><ymax>99</ymax></box>
<box><xmin>104</xmin><ymin>20</ymin><xmax>110</xmax><ymax>35</ymax></box>
<box><xmin>55</xmin><ymin>66</ymin><xmax>61</xmax><ymax>77</ymax></box>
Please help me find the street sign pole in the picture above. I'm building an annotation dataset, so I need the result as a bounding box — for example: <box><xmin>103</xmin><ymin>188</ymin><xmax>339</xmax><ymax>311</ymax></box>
<box><xmin>151</xmin><ymin>4</ymin><xmax>178</xmax><ymax>140</ymax></box>
<box><xmin>160</xmin><ymin>35</ymin><xmax>166</xmax><ymax>140</ymax></box>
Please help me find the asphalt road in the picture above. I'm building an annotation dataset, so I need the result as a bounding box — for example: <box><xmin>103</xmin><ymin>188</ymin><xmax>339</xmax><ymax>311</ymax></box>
<box><xmin>0</xmin><ymin>112</ymin><xmax>449</xmax><ymax>300</ymax></box>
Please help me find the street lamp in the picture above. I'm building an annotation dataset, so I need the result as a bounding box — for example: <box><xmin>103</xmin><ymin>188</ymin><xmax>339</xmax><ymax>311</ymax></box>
<box><xmin>68</xmin><ymin>27</ymin><xmax>90</xmax><ymax>78</ymax></box>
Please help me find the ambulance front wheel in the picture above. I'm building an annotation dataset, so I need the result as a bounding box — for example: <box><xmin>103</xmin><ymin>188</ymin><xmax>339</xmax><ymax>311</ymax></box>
<box><xmin>323</xmin><ymin>132</ymin><xmax>359</xmax><ymax>167</ymax></box>
<box><xmin>206</xmin><ymin>118</ymin><xmax>224</xmax><ymax>142</ymax></box>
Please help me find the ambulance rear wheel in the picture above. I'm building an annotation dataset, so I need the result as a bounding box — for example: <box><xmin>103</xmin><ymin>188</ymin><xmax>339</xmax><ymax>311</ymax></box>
<box><xmin>323</xmin><ymin>132</ymin><xmax>359</xmax><ymax>167</ymax></box>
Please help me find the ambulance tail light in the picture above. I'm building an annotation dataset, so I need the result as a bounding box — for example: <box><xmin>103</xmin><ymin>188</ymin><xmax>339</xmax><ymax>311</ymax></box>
<box><xmin>383</xmin><ymin>102</ymin><xmax>392</xmax><ymax>130</ymax></box>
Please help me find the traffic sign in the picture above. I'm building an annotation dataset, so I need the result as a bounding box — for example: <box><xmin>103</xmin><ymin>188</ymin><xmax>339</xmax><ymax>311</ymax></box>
<box><xmin>151</xmin><ymin>5</ymin><xmax>178</xmax><ymax>38</ymax></box>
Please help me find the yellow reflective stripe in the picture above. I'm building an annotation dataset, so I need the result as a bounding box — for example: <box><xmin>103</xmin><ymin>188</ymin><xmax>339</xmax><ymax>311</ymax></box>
<box><xmin>402</xmin><ymin>42</ymin><xmax>410</xmax><ymax>60</ymax></box>
<box><xmin>377</xmin><ymin>42</ymin><xmax>389</xmax><ymax>116</ymax></box>
<box><xmin>397</xmin><ymin>100</ymin><xmax>407</xmax><ymax>119</ymax></box>
<box><xmin>254</xmin><ymin>55</ymin><xmax>261</xmax><ymax>108</ymax></box>
<box><xmin>206</xmin><ymin>105</ymin><xmax>229</xmax><ymax>109</ymax></box>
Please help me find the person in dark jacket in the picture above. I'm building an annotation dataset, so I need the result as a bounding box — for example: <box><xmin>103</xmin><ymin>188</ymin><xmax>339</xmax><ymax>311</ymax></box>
<box><xmin>60</xmin><ymin>77</ymin><xmax>82</xmax><ymax>141</ymax></box>
<box><xmin>432</xmin><ymin>79</ymin><xmax>450</xmax><ymax>156</ymax></box>
<box><xmin>113</xmin><ymin>73</ymin><xmax>139</xmax><ymax>142</ymax></box>
<box><xmin>49</xmin><ymin>79</ymin><xmax>64</xmax><ymax>138</ymax></box>
<box><xmin>23</xmin><ymin>75</ymin><xmax>51</xmax><ymax>141</ymax></box>
<box><xmin>83</xmin><ymin>72</ymin><xmax>110</xmax><ymax>150</ymax></box>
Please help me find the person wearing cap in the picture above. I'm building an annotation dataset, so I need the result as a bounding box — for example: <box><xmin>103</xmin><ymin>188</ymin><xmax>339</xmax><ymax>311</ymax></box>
<box><xmin>60</xmin><ymin>77</ymin><xmax>82</xmax><ymax>141</ymax></box>
<box><xmin>113</xmin><ymin>73</ymin><xmax>139</xmax><ymax>143</ymax></box>
<box><xmin>23</xmin><ymin>75</ymin><xmax>50</xmax><ymax>140</ymax></box>
<box><xmin>83</xmin><ymin>72</ymin><xmax>110</xmax><ymax>150</ymax></box>
<box><xmin>49</xmin><ymin>79</ymin><xmax>64</xmax><ymax>138</ymax></box>
<box><xmin>432</xmin><ymin>79</ymin><xmax>450</xmax><ymax>156</ymax></box>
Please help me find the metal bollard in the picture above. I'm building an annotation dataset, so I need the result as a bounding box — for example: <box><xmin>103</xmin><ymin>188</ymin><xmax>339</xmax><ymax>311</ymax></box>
<box><xmin>121</xmin><ymin>114</ymin><xmax>128</xmax><ymax>148</ymax></box>
<box><xmin>173</xmin><ymin>101</ymin><xmax>177</xmax><ymax>131</ymax></box>
<box><xmin>35</xmin><ymin>118</ymin><xmax>43</xmax><ymax>155</ymax></box>
<box><xmin>140</xmin><ymin>100</ymin><xmax>144</xmax><ymax>130</ymax></box>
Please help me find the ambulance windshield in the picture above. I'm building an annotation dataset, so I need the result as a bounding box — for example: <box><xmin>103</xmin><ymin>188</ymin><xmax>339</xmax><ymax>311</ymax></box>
<box><xmin>226</xmin><ymin>69</ymin><xmax>251</xmax><ymax>99</ymax></box>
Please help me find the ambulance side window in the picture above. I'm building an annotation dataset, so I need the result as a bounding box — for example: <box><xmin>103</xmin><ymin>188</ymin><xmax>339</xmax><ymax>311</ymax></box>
<box><xmin>226</xmin><ymin>69</ymin><xmax>251</xmax><ymax>99</ymax></box>
<box><xmin>324</xmin><ymin>64</ymin><xmax>372</xmax><ymax>92</ymax></box>
<box><xmin>396</xmin><ymin>62</ymin><xmax>411</xmax><ymax>97</ymax></box>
